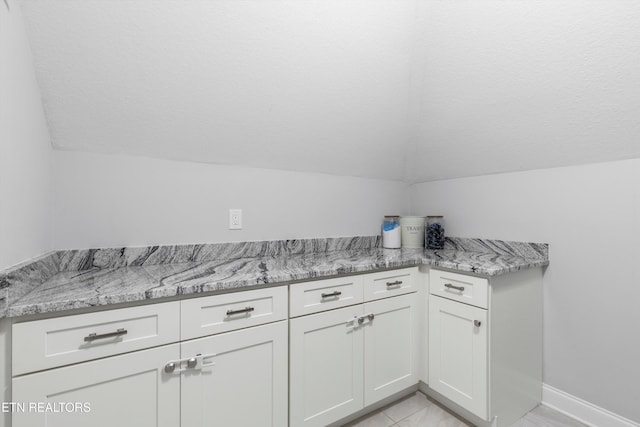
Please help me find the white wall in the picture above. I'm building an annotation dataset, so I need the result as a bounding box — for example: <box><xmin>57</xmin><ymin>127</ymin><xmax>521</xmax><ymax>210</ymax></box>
<box><xmin>0</xmin><ymin>0</ymin><xmax>52</xmax><ymax>270</ymax></box>
<box><xmin>410</xmin><ymin>159</ymin><xmax>640</xmax><ymax>423</ymax></box>
<box><xmin>52</xmin><ymin>150</ymin><xmax>409</xmax><ymax>249</ymax></box>
<box><xmin>406</xmin><ymin>0</ymin><xmax>640</xmax><ymax>182</ymax></box>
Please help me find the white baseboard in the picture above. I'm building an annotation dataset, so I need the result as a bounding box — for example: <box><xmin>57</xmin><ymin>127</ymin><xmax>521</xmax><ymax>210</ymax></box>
<box><xmin>542</xmin><ymin>384</ymin><xmax>640</xmax><ymax>427</ymax></box>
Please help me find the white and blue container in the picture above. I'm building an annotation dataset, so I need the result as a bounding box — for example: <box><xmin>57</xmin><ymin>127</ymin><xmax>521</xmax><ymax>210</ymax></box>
<box><xmin>382</xmin><ymin>216</ymin><xmax>401</xmax><ymax>248</ymax></box>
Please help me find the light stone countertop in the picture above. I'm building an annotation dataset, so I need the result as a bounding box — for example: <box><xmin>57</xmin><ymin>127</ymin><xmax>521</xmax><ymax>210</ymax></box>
<box><xmin>0</xmin><ymin>236</ymin><xmax>549</xmax><ymax>319</ymax></box>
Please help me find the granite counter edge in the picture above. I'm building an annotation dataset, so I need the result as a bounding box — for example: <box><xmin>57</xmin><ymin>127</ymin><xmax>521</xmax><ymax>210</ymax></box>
<box><xmin>3</xmin><ymin>257</ymin><xmax>549</xmax><ymax>319</ymax></box>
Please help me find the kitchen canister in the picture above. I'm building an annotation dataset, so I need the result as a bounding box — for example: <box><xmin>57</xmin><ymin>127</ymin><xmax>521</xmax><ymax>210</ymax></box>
<box><xmin>399</xmin><ymin>216</ymin><xmax>426</xmax><ymax>248</ymax></box>
<box><xmin>382</xmin><ymin>216</ymin><xmax>401</xmax><ymax>249</ymax></box>
<box><xmin>426</xmin><ymin>216</ymin><xmax>445</xmax><ymax>249</ymax></box>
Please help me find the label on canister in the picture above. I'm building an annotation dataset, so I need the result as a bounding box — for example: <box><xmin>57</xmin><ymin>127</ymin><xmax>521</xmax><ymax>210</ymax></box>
<box><xmin>399</xmin><ymin>216</ymin><xmax>426</xmax><ymax>248</ymax></box>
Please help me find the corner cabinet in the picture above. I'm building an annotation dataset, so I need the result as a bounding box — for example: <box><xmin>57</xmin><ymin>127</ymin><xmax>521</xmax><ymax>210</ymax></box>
<box><xmin>427</xmin><ymin>268</ymin><xmax>543</xmax><ymax>427</ymax></box>
<box><xmin>289</xmin><ymin>268</ymin><xmax>420</xmax><ymax>427</ymax></box>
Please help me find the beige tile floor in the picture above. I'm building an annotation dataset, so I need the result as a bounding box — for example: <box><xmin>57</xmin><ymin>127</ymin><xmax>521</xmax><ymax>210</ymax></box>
<box><xmin>341</xmin><ymin>392</ymin><xmax>588</xmax><ymax>427</ymax></box>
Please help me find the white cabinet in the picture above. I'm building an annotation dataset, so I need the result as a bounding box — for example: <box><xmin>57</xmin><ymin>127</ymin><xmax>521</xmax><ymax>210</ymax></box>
<box><xmin>11</xmin><ymin>287</ymin><xmax>288</xmax><ymax>427</ymax></box>
<box><xmin>289</xmin><ymin>268</ymin><xmax>420</xmax><ymax>427</ymax></box>
<box><xmin>8</xmin><ymin>263</ymin><xmax>540</xmax><ymax>427</ymax></box>
<box><xmin>181</xmin><ymin>321</ymin><xmax>288</xmax><ymax>427</ymax></box>
<box><xmin>427</xmin><ymin>268</ymin><xmax>542</xmax><ymax>427</ymax></box>
<box><xmin>178</xmin><ymin>287</ymin><xmax>288</xmax><ymax>427</ymax></box>
<box><xmin>429</xmin><ymin>294</ymin><xmax>488</xmax><ymax>419</ymax></box>
<box><xmin>12</xmin><ymin>344</ymin><xmax>180</xmax><ymax>427</ymax></box>
<box><xmin>290</xmin><ymin>305</ymin><xmax>364</xmax><ymax>427</ymax></box>
<box><xmin>363</xmin><ymin>294</ymin><xmax>419</xmax><ymax>406</ymax></box>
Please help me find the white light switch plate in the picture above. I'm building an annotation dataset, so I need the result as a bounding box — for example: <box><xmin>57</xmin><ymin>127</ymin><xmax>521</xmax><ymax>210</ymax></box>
<box><xmin>229</xmin><ymin>209</ymin><xmax>242</xmax><ymax>230</ymax></box>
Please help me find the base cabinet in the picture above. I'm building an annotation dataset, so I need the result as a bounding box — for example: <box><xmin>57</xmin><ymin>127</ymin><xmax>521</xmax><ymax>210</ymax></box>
<box><xmin>8</xmin><ymin>265</ymin><xmax>540</xmax><ymax>427</ymax></box>
<box><xmin>180</xmin><ymin>321</ymin><xmax>288</xmax><ymax>427</ymax></box>
<box><xmin>363</xmin><ymin>294</ymin><xmax>419</xmax><ymax>406</ymax></box>
<box><xmin>12</xmin><ymin>344</ymin><xmax>180</xmax><ymax>427</ymax></box>
<box><xmin>427</xmin><ymin>268</ymin><xmax>542</xmax><ymax>427</ymax></box>
<box><xmin>290</xmin><ymin>305</ymin><xmax>364</xmax><ymax>427</ymax></box>
<box><xmin>10</xmin><ymin>287</ymin><xmax>288</xmax><ymax>427</ymax></box>
<box><xmin>289</xmin><ymin>289</ymin><xmax>419</xmax><ymax>427</ymax></box>
<box><xmin>428</xmin><ymin>294</ymin><xmax>488</xmax><ymax>420</ymax></box>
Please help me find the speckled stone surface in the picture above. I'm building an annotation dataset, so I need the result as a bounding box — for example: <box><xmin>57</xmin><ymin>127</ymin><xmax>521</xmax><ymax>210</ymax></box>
<box><xmin>56</xmin><ymin>236</ymin><xmax>383</xmax><ymax>271</ymax></box>
<box><xmin>0</xmin><ymin>236</ymin><xmax>548</xmax><ymax>318</ymax></box>
<box><xmin>426</xmin><ymin>237</ymin><xmax>549</xmax><ymax>275</ymax></box>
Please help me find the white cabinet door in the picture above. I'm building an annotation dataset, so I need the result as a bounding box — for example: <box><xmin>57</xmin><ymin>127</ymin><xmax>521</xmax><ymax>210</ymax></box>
<box><xmin>429</xmin><ymin>295</ymin><xmax>488</xmax><ymax>420</ymax></box>
<box><xmin>12</xmin><ymin>344</ymin><xmax>180</xmax><ymax>427</ymax></box>
<box><xmin>180</xmin><ymin>321</ymin><xmax>288</xmax><ymax>427</ymax></box>
<box><xmin>363</xmin><ymin>293</ymin><xmax>419</xmax><ymax>406</ymax></box>
<box><xmin>290</xmin><ymin>305</ymin><xmax>364</xmax><ymax>427</ymax></box>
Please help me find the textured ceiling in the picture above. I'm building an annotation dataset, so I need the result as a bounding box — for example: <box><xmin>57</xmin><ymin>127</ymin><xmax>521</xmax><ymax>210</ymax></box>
<box><xmin>405</xmin><ymin>0</ymin><xmax>640</xmax><ymax>183</ymax></box>
<box><xmin>20</xmin><ymin>0</ymin><xmax>640</xmax><ymax>183</ymax></box>
<box><xmin>20</xmin><ymin>0</ymin><xmax>415</xmax><ymax>181</ymax></box>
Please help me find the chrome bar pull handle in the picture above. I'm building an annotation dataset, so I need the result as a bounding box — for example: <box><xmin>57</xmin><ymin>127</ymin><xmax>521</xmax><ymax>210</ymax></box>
<box><xmin>321</xmin><ymin>291</ymin><xmax>342</xmax><ymax>299</ymax></box>
<box><xmin>386</xmin><ymin>280</ymin><xmax>403</xmax><ymax>287</ymax></box>
<box><xmin>84</xmin><ymin>328</ymin><xmax>127</xmax><ymax>342</ymax></box>
<box><xmin>226</xmin><ymin>306</ymin><xmax>255</xmax><ymax>316</ymax></box>
<box><xmin>444</xmin><ymin>283</ymin><xmax>465</xmax><ymax>292</ymax></box>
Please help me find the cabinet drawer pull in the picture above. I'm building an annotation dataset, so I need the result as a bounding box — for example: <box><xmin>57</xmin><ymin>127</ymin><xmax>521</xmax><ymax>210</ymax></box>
<box><xmin>386</xmin><ymin>280</ymin><xmax>403</xmax><ymax>287</ymax></box>
<box><xmin>444</xmin><ymin>283</ymin><xmax>465</xmax><ymax>292</ymax></box>
<box><xmin>83</xmin><ymin>328</ymin><xmax>127</xmax><ymax>342</ymax></box>
<box><xmin>226</xmin><ymin>306</ymin><xmax>255</xmax><ymax>316</ymax></box>
<box><xmin>321</xmin><ymin>291</ymin><xmax>342</xmax><ymax>299</ymax></box>
<box><xmin>474</xmin><ymin>320</ymin><xmax>482</xmax><ymax>327</ymax></box>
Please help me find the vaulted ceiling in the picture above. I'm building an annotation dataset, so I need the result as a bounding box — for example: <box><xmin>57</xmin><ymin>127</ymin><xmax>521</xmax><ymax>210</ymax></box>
<box><xmin>20</xmin><ymin>0</ymin><xmax>640</xmax><ymax>183</ymax></box>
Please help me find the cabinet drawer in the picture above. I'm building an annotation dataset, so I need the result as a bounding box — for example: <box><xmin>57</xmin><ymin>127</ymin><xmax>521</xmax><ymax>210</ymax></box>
<box><xmin>12</xmin><ymin>302</ymin><xmax>180</xmax><ymax>376</ymax></box>
<box><xmin>289</xmin><ymin>275</ymin><xmax>364</xmax><ymax>317</ymax></box>
<box><xmin>181</xmin><ymin>286</ymin><xmax>287</xmax><ymax>340</ymax></box>
<box><xmin>429</xmin><ymin>269</ymin><xmax>488</xmax><ymax>309</ymax></box>
<box><xmin>363</xmin><ymin>267</ymin><xmax>418</xmax><ymax>302</ymax></box>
